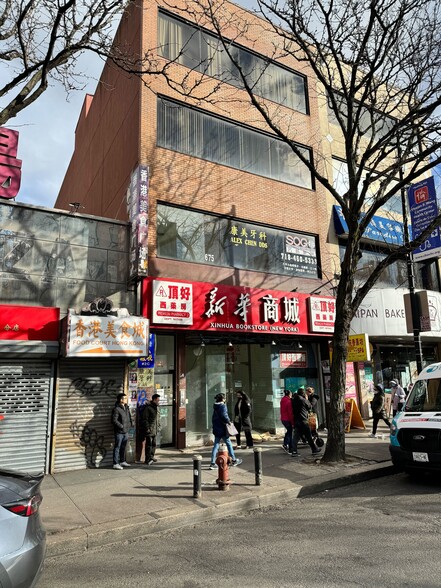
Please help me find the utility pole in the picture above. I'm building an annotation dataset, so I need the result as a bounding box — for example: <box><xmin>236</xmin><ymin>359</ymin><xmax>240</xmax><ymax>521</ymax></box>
<box><xmin>400</xmin><ymin>172</ymin><xmax>424</xmax><ymax>374</ymax></box>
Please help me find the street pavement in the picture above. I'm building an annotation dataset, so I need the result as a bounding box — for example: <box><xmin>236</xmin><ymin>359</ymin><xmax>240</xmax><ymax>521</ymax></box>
<box><xmin>42</xmin><ymin>424</ymin><xmax>394</xmax><ymax>557</ymax></box>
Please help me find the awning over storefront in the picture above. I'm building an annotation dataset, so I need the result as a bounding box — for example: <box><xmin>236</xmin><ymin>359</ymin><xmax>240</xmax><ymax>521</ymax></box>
<box><xmin>333</xmin><ymin>205</ymin><xmax>405</xmax><ymax>246</ymax></box>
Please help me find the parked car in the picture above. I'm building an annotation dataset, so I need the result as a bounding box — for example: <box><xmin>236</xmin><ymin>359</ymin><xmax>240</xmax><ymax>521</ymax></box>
<box><xmin>0</xmin><ymin>468</ymin><xmax>46</xmax><ymax>588</ymax></box>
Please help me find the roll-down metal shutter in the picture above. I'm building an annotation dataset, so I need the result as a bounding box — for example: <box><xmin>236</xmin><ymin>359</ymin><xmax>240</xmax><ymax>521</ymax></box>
<box><xmin>53</xmin><ymin>359</ymin><xmax>126</xmax><ymax>472</ymax></box>
<box><xmin>0</xmin><ymin>360</ymin><xmax>53</xmax><ymax>473</ymax></box>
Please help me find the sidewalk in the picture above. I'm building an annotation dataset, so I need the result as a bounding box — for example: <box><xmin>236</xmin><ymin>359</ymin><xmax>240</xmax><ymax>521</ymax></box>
<box><xmin>42</xmin><ymin>425</ymin><xmax>394</xmax><ymax>557</ymax></box>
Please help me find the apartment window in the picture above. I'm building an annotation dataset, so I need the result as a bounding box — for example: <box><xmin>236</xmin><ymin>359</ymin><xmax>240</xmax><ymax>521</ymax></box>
<box><xmin>157</xmin><ymin>98</ymin><xmax>313</xmax><ymax>189</ymax></box>
<box><xmin>158</xmin><ymin>11</ymin><xmax>308</xmax><ymax>114</ymax></box>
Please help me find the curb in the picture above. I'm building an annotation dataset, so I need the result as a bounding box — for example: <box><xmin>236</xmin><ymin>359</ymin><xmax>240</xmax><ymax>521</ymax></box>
<box><xmin>46</xmin><ymin>461</ymin><xmax>395</xmax><ymax>557</ymax></box>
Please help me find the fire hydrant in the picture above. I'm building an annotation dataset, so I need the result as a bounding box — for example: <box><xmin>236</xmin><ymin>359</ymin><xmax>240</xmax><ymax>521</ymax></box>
<box><xmin>215</xmin><ymin>443</ymin><xmax>231</xmax><ymax>491</ymax></box>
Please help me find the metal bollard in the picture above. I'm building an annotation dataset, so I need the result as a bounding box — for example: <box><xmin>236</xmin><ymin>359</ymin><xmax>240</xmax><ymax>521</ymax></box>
<box><xmin>193</xmin><ymin>454</ymin><xmax>202</xmax><ymax>498</ymax></box>
<box><xmin>253</xmin><ymin>447</ymin><xmax>263</xmax><ymax>486</ymax></box>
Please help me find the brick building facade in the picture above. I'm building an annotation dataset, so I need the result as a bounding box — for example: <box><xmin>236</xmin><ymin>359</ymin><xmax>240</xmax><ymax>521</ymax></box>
<box><xmin>55</xmin><ymin>0</ymin><xmax>346</xmax><ymax>448</ymax></box>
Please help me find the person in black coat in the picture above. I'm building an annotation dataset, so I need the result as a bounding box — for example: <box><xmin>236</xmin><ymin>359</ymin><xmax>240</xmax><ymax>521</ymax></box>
<box><xmin>141</xmin><ymin>393</ymin><xmax>161</xmax><ymax>465</ymax></box>
<box><xmin>291</xmin><ymin>388</ymin><xmax>321</xmax><ymax>456</ymax></box>
<box><xmin>111</xmin><ymin>393</ymin><xmax>133</xmax><ymax>469</ymax></box>
<box><xmin>233</xmin><ymin>390</ymin><xmax>254</xmax><ymax>449</ymax></box>
<box><xmin>369</xmin><ymin>384</ymin><xmax>391</xmax><ymax>437</ymax></box>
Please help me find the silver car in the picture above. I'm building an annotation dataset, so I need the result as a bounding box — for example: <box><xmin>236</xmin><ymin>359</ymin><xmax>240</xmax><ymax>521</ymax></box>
<box><xmin>0</xmin><ymin>469</ymin><xmax>46</xmax><ymax>588</ymax></box>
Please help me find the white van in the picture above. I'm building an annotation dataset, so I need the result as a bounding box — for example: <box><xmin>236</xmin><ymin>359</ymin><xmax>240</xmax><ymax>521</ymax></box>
<box><xmin>389</xmin><ymin>362</ymin><xmax>441</xmax><ymax>474</ymax></box>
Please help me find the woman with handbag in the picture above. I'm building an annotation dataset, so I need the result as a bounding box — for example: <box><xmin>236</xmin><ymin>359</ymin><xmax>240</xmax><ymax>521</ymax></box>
<box><xmin>234</xmin><ymin>390</ymin><xmax>254</xmax><ymax>449</ymax></box>
<box><xmin>209</xmin><ymin>393</ymin><xmax>243</xmax><ymax>470</ymax></box>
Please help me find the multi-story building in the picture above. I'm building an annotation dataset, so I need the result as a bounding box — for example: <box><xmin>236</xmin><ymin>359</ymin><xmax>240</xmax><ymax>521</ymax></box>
<box><xmin>55</xmin><ymin>0</ymin><xmax>441</xmax><ymax>448</ymax></box>
<box><xmin>56</xmin><ymin>0</ymin><xmax>337</xmax><ymax>447</ymax></box>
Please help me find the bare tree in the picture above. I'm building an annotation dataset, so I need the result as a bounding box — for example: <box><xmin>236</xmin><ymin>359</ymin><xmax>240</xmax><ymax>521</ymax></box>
<box><xmin>157</xmin><ymin>0</ymin><xmax>441</xmax><ymax>461</ymax></box>
<box><xmin>0</xmin><ymin>0</ymin><xmax>160</xmax><ymax>126</ymax></box>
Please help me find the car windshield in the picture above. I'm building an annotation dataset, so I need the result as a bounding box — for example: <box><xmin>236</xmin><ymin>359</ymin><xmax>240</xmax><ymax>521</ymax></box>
<box><xmin>405</xmin><ymin>378</ymin><xmax>441</xmax><ymax>412</ymax></box>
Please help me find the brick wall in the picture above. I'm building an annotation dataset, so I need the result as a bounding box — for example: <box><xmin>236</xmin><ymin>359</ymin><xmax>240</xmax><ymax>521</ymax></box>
<box><xmin>56</xmin><ymin>0</ymin><xmax>334</xmax><ymax>288</ymax></box>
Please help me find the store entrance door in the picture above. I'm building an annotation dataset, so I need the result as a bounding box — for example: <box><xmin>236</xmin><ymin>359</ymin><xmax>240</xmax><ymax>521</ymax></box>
<box><xmin>154</xmin><ymin>372</ymin><xmax>174</xmax><ymax>446</ymax></box>
<box><xmin>225</xmin><ymin>344</ymin><xmax>251</xmax><ymax>417</ymax></box>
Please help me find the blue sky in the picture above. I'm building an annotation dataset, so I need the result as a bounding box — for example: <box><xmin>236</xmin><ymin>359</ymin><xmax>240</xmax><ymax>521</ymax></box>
<box><xmin>3</xmin><ymin>2</ymin><xmax>441</xmax><ymax>212</ymax></box>
<box><xmin>4</xmin><ymin>52</ymin><xmax>103</xmax><ymax>209</ymax></box>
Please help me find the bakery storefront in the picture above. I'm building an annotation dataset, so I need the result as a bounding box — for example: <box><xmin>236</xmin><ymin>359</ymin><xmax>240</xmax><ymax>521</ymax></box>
<box><xmin>349</xmin><ymin>287</ymin><xmax>440</xmax><ymax>418</ymax></box>
<box><xmin>140</xmin><ymin>277</ymin><xmax>335</xmax><ymax>448</ymax></box>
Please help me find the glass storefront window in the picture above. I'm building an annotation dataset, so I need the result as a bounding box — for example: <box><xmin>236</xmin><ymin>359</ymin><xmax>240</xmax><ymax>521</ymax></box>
<box><xmin>185</xmin><ymin>342</ymin><xmax>274</xmax><ymax>445</ymax></box>
<box><xmin>184</xmin><ymin>340</ymin><xmax>321</xmax><ymax>445</ymax></box>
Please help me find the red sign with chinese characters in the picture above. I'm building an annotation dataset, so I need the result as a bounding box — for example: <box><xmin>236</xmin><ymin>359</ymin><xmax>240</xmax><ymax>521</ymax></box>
<box><xmin>0</xmin><ymin>305</ymin><xmax>60</xmax><ymax>340</ymax></box>
<box><xmin>143</xmin><ymin>278</ymin><xmax>335</xmax><ymax>336</ymax></box>
<box><xmin>279</xmin><ymin>352</ymin><xmax>307</xmax><ymax>368</ymax></box>
<box><xmin>308</xmin><ymin>295</ymin><xmax>336</xmax><ymax>333</ymax></box>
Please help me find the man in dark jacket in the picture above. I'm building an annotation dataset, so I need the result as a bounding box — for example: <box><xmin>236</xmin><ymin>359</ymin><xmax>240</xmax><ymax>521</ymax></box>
<box><xmin>369</xmin><ymin>384</ymin><xmax>391</xmax><ymax>437</ymax></box>
<box><xmin>141</xmin><ymin>393</ymin><xmax>161</xmax><ymax>465</ymax></box>
<box><xmin>112</xmin><ymin>393</ymin><xmax>133</xmax><ymax>470</ymax></box>
<box><xmin>291</xmin><ymin>388</ymin><xmax>321</xmax><ymax>457</ymax></box>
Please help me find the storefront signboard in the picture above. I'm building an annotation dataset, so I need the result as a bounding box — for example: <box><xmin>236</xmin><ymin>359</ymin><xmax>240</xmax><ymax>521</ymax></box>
<box><xmin>308</xmin><ymin>296</ymin><xmax>336</xmax><ymax>333</ymax></box>
<box><xmin>0</xmin><ymin>127</ymin><xmax>22</xmax><ymax>199</ymax></box>
<box><xmin>144</xmin><ymin>277</ymin><xmax>332</xmax><ymax>336</ymax></box>
<box><xmin>137</xmin><ymin>334</ymin><xmax>155</xmax><ymax>367</ymax></box>
<box><xmin>157</xmin><ymin>203</ymin><xmax>319</xmax><ymax>279</ymax></box>
<box><xmin>127</xmin><ymin>165</ymin><xmax>149</xmax><ymax>280</ymax></box>
<box><xmin>0</xmin><ymin>305</ymin><xmax>59</xmax><ymax>340</ymax></box>
<box><xmin>347</xmin><ymin>333</ymin><xmax>370</xmax><ymax>361</ymax></box>
<box><xmin>279</xmin><ymin>352</ymin><xmax>307</xmax><ymax>368</ymax></box>
<box><xmin>65</xmin><ymin>313</ymin><xmax>149</xmax><ymax>357</ymax></box>
<box><xmin>333</xmin><ymin>205</ymin><xmax>404</xmax><ymax>246</ymax></box>
<box><xmin>152</xmin><ymin>280</ymin><xmax>193</xmax><ymax>325</ymax></box>
<box><xmin>329</xmin><ymin>333</ymin><xmax>371</xmax><ymax>362</ymax></box>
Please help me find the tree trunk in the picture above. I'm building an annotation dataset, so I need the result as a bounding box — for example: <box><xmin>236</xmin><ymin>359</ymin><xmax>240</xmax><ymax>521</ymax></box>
<box><xmin>322</xmin><ymin>273</ymin><xmax>354</xmax><ymax>463</ymax></box>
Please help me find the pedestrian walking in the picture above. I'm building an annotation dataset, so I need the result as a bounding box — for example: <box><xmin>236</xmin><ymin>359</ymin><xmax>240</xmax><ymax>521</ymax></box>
<box><xmin>280</xmin><ymin>389</ymin><xmax>294</xmax><ymax>454</ymax></box>
<box><xmin>111</xmin><ymin>393</ymin><xmax>133</xmax><ymax>470</ymax></box>
<box><xmin>306</xmin><ymin>386</ymin><xmax>324</xmax><ymax>447</ymax></box>
<box><xmin>233</xmin><ymin>390</ymin><xmax>254</xmax><ymax>449</ymax></box>
<box><xmin>141</xmin><ymin>393</ymin><xmax>161</xmax><ymax>465</ymax></box>
<box><xmin>369</xmin><ymin>384</ymin><xmax>391</xmax><ymax>437</ymax></box>
<box><xmin>390</xmin><ymin>380</ymin><xmax>406</xmax><ymax>416</ymax></box>
<box><xmin>291</xmin><ymin>388</ymin><xmax>321</xmax><ymax>457</ymax></box>
<box><xmin>209</xmin><ymin>393</ymin><xmax>242</xmax><ymax>470</ymax></box>
<box><xmin>306</xmin><ymin>386</ymin><xmax>319</xmax><ymax>414</ymax></box>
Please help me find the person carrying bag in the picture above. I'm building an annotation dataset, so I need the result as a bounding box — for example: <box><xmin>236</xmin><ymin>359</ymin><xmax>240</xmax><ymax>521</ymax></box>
<box><xmin>233</xmin><ymin>390</ymin><xmax>254</xmax><ymax>449</ymax></box>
